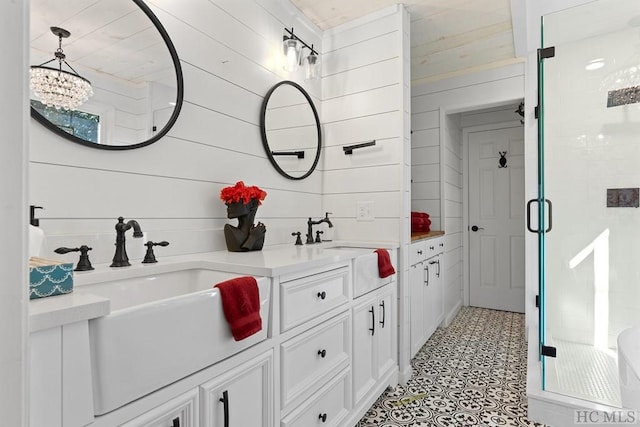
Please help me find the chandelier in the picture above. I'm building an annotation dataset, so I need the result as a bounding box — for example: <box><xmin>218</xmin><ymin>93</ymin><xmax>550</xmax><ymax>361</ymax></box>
<box><xmin>30</xmin><ymin>27</ymin><xmax>93</xmax><ymax>111</ymax></box>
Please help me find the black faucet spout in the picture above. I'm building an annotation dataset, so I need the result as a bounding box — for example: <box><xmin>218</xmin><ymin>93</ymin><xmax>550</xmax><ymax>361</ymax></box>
<box><xmin>128</xmin><ymin>219</ymin><xmax>143</xmax><ymax>237</ymax></box>
<box><xmin>306</xmin><ymin>213</ymin><xmax>333</xmax><ymax>244</ymax></box>
<box><xmin>111</xmin><ymin>216</ymin><xmax>144</xmax><ymax>267</ymax></box>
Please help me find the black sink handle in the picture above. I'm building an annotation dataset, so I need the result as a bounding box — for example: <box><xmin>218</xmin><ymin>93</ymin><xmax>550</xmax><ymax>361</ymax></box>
<box><xmin>54</xmin><ymin>245</ymin><xmax>94</xmax><ymax>271</ymax></box>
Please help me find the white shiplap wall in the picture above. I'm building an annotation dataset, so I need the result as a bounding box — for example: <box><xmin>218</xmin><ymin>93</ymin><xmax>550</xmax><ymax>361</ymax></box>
<box><xmin>321</xmin><ymin>5</ymin><xmax>411</xmax><ymax>381</ymax></box>
<box><xmin>442</xmin><ymin>113</ymin><xmax>463</xmax><ymax>322</ymax></box>
<box><xmin>321</xmin><ymin>8</ymin><xmax>405</xmax><ymax>243</ymax></box>
<box><xmin>411</xmin><ymin>110</ymin><xmax>441</xmax><ymax>229</ymax></box>
<box><xmin>30</xmin><ymin>0</ymin><xmax>324</xmax><ymax>264</ymax></box>
<box><xmin>412</xmin><ymin>63</ymin><xmax>525</xmax><ymax>324</ymax></box>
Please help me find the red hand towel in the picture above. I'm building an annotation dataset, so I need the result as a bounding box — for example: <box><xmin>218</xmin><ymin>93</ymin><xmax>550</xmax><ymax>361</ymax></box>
<box><xmin>374</xmin><ymin>249</ymin><xmax>396</xmax><ymax>278</ymax></box>
<box><xmin>215</xmin><ymin>276</ymin><xmax>262</xmax><ymax>341</ymax></box>
<box><xmin>411</xmin><ymin>211</ymin><xmax>430</xmax><ymax>219</ymax></box>
<box><xmin>411</xmin><ymin>218</ymin><xmax>431</xmax><ymax>226</ymax></box>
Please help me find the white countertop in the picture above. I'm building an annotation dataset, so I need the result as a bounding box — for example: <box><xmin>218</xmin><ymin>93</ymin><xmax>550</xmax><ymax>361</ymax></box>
<box><xmin>29</xmin><ymin>240</ymin><xmax>398</xmax><ymax>332</ymax></box>
<box><xmin>29</xmin><ymin>292</ymin><xmax>110</xmax><ymax>332</ymax></box>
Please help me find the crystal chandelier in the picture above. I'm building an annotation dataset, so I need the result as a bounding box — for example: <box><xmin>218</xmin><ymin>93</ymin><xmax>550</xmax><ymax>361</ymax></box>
<box><xmin>30</xmin><ymin>27</ymin><xmax>93</xmax><ymax>111</ymax></box>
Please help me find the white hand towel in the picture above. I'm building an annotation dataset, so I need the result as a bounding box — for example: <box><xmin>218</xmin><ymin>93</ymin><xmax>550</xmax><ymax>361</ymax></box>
<box><xmin>29</xmin><ymin>225</ymin><xmax>46</xmax><ymax>258</ymax></box>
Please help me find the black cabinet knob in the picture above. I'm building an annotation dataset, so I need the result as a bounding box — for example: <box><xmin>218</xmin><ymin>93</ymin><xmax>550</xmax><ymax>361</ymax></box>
<box><xmin>317</xmin><ymin>291</ymin><xmax>327</xmax><ymax>300</ymax></box>
<box><xmin>319</xmin><ymin>413</ymin><xmax>327</xmax><ymax>422</ymax></box>
<box><xmin>318</xmin><ymin>349</ymin><xmax>327</xmax><ymax>358</ymax></box>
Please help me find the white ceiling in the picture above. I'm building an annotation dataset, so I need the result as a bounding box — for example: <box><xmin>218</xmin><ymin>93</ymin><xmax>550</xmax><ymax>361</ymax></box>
<box><xmin>290</xmin><ymin>0</ymin><xmax>521</xmax><ymax>84</ymax></box>
<box><xmin>31</xmin><ymin>0</ymin><xmax>521</xmax><ymax>87</ymax></box>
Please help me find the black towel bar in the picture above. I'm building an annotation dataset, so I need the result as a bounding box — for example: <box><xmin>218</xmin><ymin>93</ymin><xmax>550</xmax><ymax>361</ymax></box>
<box><xmin>343</xmin><ymin>140</ymin><xmax>376</xmax><ymax>155</ymax></box>
<box><xmin>271</xmin><ymin>150</ymin><xmax>304</xmax><ymax>159</ymax></box>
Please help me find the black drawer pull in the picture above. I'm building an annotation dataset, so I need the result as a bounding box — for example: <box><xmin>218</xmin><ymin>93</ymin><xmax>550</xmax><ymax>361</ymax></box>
<box><xmin>424</xmin><ymin>264</ymin><xmax>429</xmax><ymax>286</ymax></box>
<box><xmin>317</xmin><ymin>291</ymin><xmax>327</xmax><ymax>300</ymax></box>
<box><xmin>317</xmin><ymin>349</ymin><xmax>327</xmax><ymax>358</ymax></box>
<box><xmin>379</xmin><ymin>300</ymin><xmax>386</xmax><ymax>327</ymax></box>
<box><xmin>319</xmin><ymin>413</ymin><xmax>327</xmax><ymax>422</ymax></box>
<box><xmin>219</xmin><ymin>390</ymin><xmax>229</xmax><ymax>427</ymax></box>
<box><xmin>417</xmin><ymin>250</ymin><xmax>422</xmax><ymax>255</ymax></box>
<box><xmin>429</xmin><ymin>245</ymin><xmax>435</xmax><ymax>250</ymax></box>
<box><xmin>369</xmin><ymin>306</ymin><xmax>375</xmax><ymax>335</ymax></box>
<box><xmin>171</xmin><ymin>417</ymin><xmax>180</xmax><ymax>427</ymax></box>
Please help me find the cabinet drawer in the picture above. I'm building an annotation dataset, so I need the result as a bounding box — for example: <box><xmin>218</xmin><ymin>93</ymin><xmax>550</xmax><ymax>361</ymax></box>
<box><xmin>280</xmin><ymin>266</ymin><xmax>350</xmax><ymax>332</ymax></box>
<box><xmin>281</xmin><ymin>368</ymin><xmax>350</xmax><ymax>427</ymax></box>
<box><xmin>281</xmin><ymin>312</ymin><xmax>350</xmax><ymax>410</ymax></box>
<box><xmin>409</xmin><ymin>241</ymin><xmax>426</xmax><ymax>265</ymax></box>
<box><xmin>426</xmin><ymin>236</ymin><xmax>444</xmax><ymax>257</ymax></box>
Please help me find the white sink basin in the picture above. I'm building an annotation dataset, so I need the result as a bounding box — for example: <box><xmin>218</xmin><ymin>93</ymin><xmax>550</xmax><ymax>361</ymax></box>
<box><xmin>75</xmin><ymin>267</ymin><xmax>270</xmax><ymax>415</ymax></box>
<box><xmin>322</xmin><ymin>246</ymin><xmax>396</xmax><ymax>298</ymax></box>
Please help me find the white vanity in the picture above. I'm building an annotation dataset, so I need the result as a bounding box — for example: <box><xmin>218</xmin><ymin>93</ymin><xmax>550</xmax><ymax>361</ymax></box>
<box><xmin>408</xmin><ymin>233</ymin><xmax>445</xmax><ymax>358</ymax></box>
<box><xmin>28</xmin><ymin>242</ymin><xmax>398</xmax><ymax>427</ymax></box>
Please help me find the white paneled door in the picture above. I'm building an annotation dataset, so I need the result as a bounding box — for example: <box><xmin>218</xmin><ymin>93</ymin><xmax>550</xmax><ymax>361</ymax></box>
<box><xmin>468</xmin><ymin>125</ymin><xmax>525</xmax><ymax>313</ymax></box>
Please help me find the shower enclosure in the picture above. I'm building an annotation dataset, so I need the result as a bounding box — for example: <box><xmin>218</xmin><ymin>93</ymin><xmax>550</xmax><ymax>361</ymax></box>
<box><xmin>537</xmin><ymin>0</ymin><xmax>640</xmax><ymax>407</ymax></box>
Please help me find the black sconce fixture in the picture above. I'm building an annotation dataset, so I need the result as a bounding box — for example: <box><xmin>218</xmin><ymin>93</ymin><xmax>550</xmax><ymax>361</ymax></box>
<box><xmin>283</xmin><ymin>27</ymin><xmax>320</xmax><ymax>80</ymax></box>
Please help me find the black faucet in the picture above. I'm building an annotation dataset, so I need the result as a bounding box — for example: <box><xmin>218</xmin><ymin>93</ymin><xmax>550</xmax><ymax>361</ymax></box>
<box><xmin>306</xmin><ymin>212</ymin><xmax>333</xmax><ymax>244</ymax></box>
<box><xmin>111</xmin><ymin>216</ymin><xmax>143</xmax><ymax>267</ymax></box>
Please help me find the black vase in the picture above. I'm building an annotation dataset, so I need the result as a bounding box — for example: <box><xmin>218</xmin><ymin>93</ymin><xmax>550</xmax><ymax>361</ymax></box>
<box><xmin>223</xmin><ymin>199</ymin><xmax>266</xmax><ymax>252</ymax></box>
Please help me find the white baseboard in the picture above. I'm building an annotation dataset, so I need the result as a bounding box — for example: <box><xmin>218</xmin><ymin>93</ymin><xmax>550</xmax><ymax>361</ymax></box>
<box><xmin>444</xmin><ymin>300</ymin><xmax>463</xmax><ymax>327</ymax></box>
<box><xmin>399</xmin><ymin>366</ymin><xmax>412</xmax><ymax>385</ymax></box>
<box><xmin>343</xmin><ymin>367</ymin><xmax>399</xmax><ymax>427</ymax></box>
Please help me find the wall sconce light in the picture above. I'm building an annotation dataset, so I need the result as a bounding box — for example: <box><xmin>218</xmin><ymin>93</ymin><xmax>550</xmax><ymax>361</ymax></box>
<box><xmin>283</xmin><ymin>28</ymin><xmax>320</xmax><ymax>80</ymax></box>
<box><xmin>30</xmin><ymin>27</ymin><xmax>93</xmax><ymax>111</ymax></box>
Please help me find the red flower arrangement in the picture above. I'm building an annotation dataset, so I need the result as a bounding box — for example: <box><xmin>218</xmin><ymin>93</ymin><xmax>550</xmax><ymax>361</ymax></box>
<box><xmin>220</xmin><ymin>181</ymin><xmax>267</xmax><ymax>205</ymax></box>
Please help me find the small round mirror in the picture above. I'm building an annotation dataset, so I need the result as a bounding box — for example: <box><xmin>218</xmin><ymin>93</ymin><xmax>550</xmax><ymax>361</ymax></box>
<box><xmin>260</xmin><ymin>81</ymin><xmax>321</xmax><ymax>180</ymax></box>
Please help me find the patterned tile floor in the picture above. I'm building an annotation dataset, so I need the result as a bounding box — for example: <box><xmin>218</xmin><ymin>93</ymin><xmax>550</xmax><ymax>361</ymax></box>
<box><xmin>357</xmin><ymin>307</ymin><xmax>545</xmax><ymax>427</ymax></box>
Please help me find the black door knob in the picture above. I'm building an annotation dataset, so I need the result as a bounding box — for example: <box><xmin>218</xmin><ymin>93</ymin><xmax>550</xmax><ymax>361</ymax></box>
<box><xmin>471</xmin><ymin>225</ymin><xmax>484</xmax><ymax>232</ymax></box>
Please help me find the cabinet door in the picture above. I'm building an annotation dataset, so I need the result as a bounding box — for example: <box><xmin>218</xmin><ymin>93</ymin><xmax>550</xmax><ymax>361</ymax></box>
<box><xmin>352</xmin><ymin>296</ymin><xmax>376</xmax><ymax>405</ymax></box>
<box><xmin>409</xmin><ymin>262</ymin><xmax>425</xmax><ymax>357</ymax></box>
<box><xmin>430</xmin><ymin>255</ymin><xmax>444</xmax><ymax>328</ymax></box>
<box><xmin>376</xmin><ymin>289</ymin><xmax>395</xmax><ymax>379</ymax></box>
<box><xmin>201</xmin><ymin>351</ymin><xmax>273</xmax><ymax>427</ymax></box>
<box><xmin>120</xmin><ymin>388</ymin><xmax>199</xmax><ymax>427</ymax></box>
<box><xmin>424</xmin><ymin>255</ymin><xmax>444</xmax><ymax>341</ymax></box>
<box><xmin>30</xmin><ymin>327</ymin><xmax>62</xmax><ymax>427</ymax></box>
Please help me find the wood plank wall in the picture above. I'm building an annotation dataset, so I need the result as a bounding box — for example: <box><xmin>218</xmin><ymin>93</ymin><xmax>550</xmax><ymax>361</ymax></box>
<box><xmin>412</xmin><ymin>63</ymin><xmax>524</xmax><ymax>322</ymax></box>
<box><xmin>321</xmin><ymin>8</ymin><xmax>405</xmax><ymax>244</ymax></box>
<box><xmin>30</xmin><ymin>0</ymin><xmax>324</xmax><ymax>264</ymax></box>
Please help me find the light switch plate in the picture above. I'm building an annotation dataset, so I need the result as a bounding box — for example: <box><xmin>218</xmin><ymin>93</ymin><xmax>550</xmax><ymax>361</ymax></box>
<box><xmin>356</xmin><ymin>201</ymin><xmax>375</xmax><ymax>221</ymax></box>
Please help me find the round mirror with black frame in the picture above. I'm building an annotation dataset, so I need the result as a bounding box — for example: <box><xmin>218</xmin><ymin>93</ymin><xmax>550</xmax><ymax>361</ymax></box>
<box><xmin>260</xmin><ymin>81</ymin><xmax>321</xmax><ymax>180</ymax></box>
<box><xmin>29</xmin><ymin>0</ymin><xmax>184</xmax><ymax>150</ymax></box>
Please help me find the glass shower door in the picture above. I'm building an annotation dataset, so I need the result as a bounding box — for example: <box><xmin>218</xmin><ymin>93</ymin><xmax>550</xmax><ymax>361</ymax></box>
<box><xmin>540</xmin><ymin>0</ymin><xmax>640</xmax><ymax>406</ymax></box>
